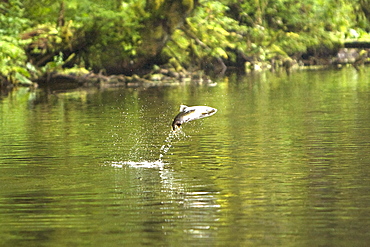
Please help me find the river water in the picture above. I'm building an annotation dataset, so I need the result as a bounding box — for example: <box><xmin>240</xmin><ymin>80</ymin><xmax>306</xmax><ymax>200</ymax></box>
<box><xmin>1</xmin><ymin>67</ymin><xmax>370</xmax><ymax>246</ymax></box>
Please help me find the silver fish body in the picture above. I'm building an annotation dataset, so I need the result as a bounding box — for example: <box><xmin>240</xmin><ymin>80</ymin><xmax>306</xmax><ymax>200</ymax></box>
<box><xmin>172</xmin><ymin>105</ymin><xmax>217</xmax><ymax>130</ymax></box>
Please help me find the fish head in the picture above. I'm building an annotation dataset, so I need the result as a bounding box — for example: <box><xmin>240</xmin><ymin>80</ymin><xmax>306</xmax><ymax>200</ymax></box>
<box><xmin>172</xmin><ymin>120</ymin><xmax>182</xmax><ymax>131</ymax></box>
<box><xmin>172</xmin><ymin>109</ymin><xmax>195</xmax><ymax>130</ymax></box>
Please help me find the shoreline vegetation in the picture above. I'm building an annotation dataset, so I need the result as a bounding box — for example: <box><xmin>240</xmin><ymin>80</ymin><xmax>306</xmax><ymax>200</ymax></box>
<box><xmin>2</xmin><ymin>0</ymin><xmax>370</xmax><ymax>89</ymax></box>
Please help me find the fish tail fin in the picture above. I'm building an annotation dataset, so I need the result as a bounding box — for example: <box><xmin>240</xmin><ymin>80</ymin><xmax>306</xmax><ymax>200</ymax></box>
<box><xmin>179</xmin><ymin>105</ymin><xmax>188</xmax><ymax>112</ymax></box>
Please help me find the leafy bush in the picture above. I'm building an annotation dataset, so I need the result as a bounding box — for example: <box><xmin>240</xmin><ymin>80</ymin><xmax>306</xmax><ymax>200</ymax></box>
<box><xmin>0</xmin><ymin>0</ymin><xmax>35</xmax><ymax>84</ymax></box>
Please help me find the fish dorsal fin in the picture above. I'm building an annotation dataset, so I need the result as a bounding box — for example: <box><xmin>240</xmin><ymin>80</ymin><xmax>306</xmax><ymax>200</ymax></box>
<box><xmin>179</xmin><ymin>105</ymin><xmax>188</xmax><ymax>112</ymax></box>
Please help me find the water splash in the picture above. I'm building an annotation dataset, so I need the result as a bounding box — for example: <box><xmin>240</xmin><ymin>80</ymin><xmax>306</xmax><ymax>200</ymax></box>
<box><xmin>110</xmin><ymin>159</ymin><xmax>166</xmax><ymax>169</ymax></box>
<box><xmin>158</xmin><ymin>129</ymin><xmax>186</xmax><ymax>161</ymax></box>
<box><xmin>109</xmin><ymin>129</ymin><xmax>187</xmax><ymax>169</ymax></box>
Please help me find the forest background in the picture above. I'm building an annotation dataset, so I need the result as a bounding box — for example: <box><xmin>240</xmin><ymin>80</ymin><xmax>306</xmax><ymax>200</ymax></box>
<box><xmin>1</xmin><ymin>0</ymin><xmax>370</xmax><ymax>86</ymax></box>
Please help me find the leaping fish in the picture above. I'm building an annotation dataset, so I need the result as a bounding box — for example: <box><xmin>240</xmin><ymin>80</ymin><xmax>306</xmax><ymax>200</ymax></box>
<box><xmin>172</xmin><ymin>105</ymin><xmax>217</xmax><ymax>130</ymax></box>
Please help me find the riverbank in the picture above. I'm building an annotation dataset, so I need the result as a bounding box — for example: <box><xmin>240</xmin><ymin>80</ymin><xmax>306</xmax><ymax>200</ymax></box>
<box><xmin>2</xmin><ymin>45</ymin><xmax>367</xmax><ymax>91</ymax></box>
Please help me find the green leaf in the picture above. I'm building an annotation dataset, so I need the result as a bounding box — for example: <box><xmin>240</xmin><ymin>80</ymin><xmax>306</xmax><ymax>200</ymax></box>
<box><xmin>15</xmin><ymin>72</ymin><xmax>33</xmax><ymax>85</ymax></box>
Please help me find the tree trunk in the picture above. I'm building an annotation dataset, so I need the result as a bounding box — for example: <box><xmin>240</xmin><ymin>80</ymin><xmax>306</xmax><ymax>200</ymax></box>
<box><xmin>121</xmin><ymin>0</ymin><xmax>197</xmax><ymax>74</ymax></box>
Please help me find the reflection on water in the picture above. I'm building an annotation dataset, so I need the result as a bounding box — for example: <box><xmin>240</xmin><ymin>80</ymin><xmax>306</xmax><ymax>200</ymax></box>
<box><xmin>1</xmin><ymin>68</ymin><xmax>370</xmax><ymax>246</ymax></box>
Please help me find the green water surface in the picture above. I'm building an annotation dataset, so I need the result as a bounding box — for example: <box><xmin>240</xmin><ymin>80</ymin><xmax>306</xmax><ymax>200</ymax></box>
<box><xmin>1</xmin><ymin>68</ymin><xmax>370</xmax><ymax>246</ymax></box>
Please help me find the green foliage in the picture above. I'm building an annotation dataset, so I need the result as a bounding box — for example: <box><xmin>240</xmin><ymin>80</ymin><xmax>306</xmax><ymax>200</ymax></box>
<box><xmin>0</xmin><ymin>0</ymin><xmax>30</xmax><ymax>36</ymax></box>
<box><xmin>0</xmin><ymin>36</ymin><xmax>34</xmax><ymax>84</ymax></box>
<box><xmin>0</xmin><ymin>1</ymin><xmax>35</xmax><ymax>84</ymax></box>
<box><xmin>2</xmin><ymin>0</ymin><xmax>370</xmax><ymax>84</ymax></box>
<box><xmin>81</xmin><ymin>1</ymin><xmax>146</xmax><ymax>69</ymax></box>
<box><xmin>165</xmin><ymin>1</ymin><xmax>244</xmax><ymax>67</ymax></box>
<box><xmin>18</xmin><ymin>0</ymin><xmax>148</xmax><ymax>74</ymax></box>
<box><xmin>165</xmin><ymin>0</ymin><xmax>369</xmax><ymax>69</ymax></box>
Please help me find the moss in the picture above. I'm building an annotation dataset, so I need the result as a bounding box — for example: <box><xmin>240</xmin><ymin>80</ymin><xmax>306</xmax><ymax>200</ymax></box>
<box><xmin>181</xmin><ymin>0</ymin><xmax>194</xmax><ymax>14</ymax></box>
